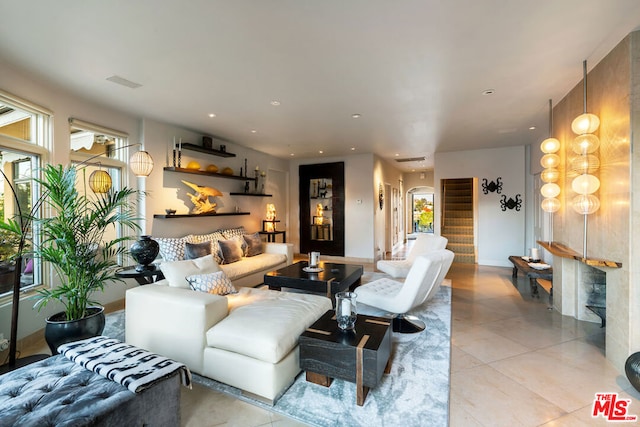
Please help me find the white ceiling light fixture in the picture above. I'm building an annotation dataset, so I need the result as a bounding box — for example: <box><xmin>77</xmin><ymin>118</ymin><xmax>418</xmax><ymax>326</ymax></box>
<box><xmin>351</xmin><ymin>113</ymin><xmax>361</xmax><ymax>119</ymax></box>
<box><xmin>482</xmin><ymin>89</ymin><xmax>495</xmax><ymax>95</ymax></box>
<box><xmin>208</xmin><ymin>113</ymin><xmax>216</xmax><ymax>118</ymax></box>
<box><xmin>270</xmin><ymin>100</ymin><xmax>281</xmax><ymax>106</ymax></box>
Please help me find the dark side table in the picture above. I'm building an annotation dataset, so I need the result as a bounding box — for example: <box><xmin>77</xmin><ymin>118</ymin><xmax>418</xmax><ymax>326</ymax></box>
<box><xmin>116</xmin><ymin>265</ymin><xmax>164</xmax><ymax>285</ymax></box>
<box><xmin>258</xmin><ymin>230</ymin><xmax>286</xmax><ymax>243</ymax></box>
<box><xmin>299</xmin><ymin>310</ymin><xmax>392</xmax><ymax>406</ymax></box>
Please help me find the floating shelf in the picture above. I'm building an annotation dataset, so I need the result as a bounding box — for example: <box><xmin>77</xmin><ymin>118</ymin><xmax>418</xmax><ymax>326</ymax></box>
<box><xmin>180</xmin><ymin>143</ymin><xmax>235</xmax><ymax>158</ymax></box>
<box><xmin>538</xmin><ymin>241</ymin><xmax>622</xmax><ymax>268</ymax></box>
<box><xmin>164</xmin><ymin>167</ymin><xmax>255</xmax><ymax>181</ymax></box>
<box><xmin>229</xmin><ymin>192</ymin><xmax>273</xmax><ymax>197</ymax></box>
<box><xmin>154</xmin><ymin>212</ymin><xmax>250</xmax><ymax>219</ymax></box>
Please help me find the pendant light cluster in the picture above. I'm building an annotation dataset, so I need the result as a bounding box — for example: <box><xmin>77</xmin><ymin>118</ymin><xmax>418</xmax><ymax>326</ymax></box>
<box><xmin>570</xmin><ymin>60</ymin><xmax>600</xmax><ymax>215</ymax></box>
<box><xmin>88</xmin><ymin>148</ymin><xmax>154</xmax><ymax>194</ymax></box>
<box><xmin>540</xmin><ymin>99</ymin><xmax>561</xmax><ymax>213</ymax></box>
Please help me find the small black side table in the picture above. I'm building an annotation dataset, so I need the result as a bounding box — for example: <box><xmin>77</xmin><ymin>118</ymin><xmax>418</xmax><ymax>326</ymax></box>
<box><xmin>258</xmin><ymin>230</ymin><xmax>286</xmax><ymax>243</ymax></box>
<box><xmin>116</xmin><ymin>265</ymin><xmax>164</xmax><ymax>285</ymax></box>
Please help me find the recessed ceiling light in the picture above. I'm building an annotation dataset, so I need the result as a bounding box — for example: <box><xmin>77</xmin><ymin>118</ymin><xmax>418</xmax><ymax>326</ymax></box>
<box><xmin>270</xmin><ymin>100</ymin><xmax>280</xmax><ymax>106</ymax></box>
<box><xmin>319</xmin><ymin>150</ymin><xmax>324</xmax><ymax>154</ymax></box>
<box><xmin>395</xmin><ymin>153</ymin><xmax>400</xmax><ymax>157</ymax></box>
<box><xmin>351</xmin><ymin>147</ymin><xmax>356</xmax><ymax>151</ymax></box>
<box><xmin>208</xmin><ymin>113</ymin><xmax>216</xmax><ymax>118</ymax></box>
<box><xmin>482</xmin><ymin>89</ymin><xmax>495</xmax><ymax>95</ymax></box>
<box><xmin>290</xmin><ymin>153</ymin><xmax>295</xmax><ymax>156</ymax></box>
<box><xmin>251</xmin><ymin>130</ymin><xmax>257</xmax><ymax>133</ymax></box>
<box><xmin>529</xmin><ymin>126</ymin><xmax>536</xmax><ymax>130</ymax></box>
<box><xmin>351</xmin><ymin>113</ymin><xmax>361</xmax><ymax>119</ymax></box>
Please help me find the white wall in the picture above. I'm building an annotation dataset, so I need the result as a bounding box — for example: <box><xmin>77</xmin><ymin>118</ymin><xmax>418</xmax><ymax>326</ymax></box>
<box><xmin>289</xmin><ymin>154</ymin><xmax>375</xmax><ymax>261</ymax></box>
<box><xmin>435</xmin><ymin>146</ymin><xmax>526</xmax><ymax>267</ymax></box>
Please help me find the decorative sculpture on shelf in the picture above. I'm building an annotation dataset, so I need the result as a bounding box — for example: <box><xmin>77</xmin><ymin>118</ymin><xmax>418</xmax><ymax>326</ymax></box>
<box><xmin>181</xmin><ymin>180</ymin><xmax>222</xmax><ymax>214</ymax></box>
<box><xmin>264</xmin><ymin>203</ymin><xmax>277</xmax><ymax>231</ymax></box>
<box><xmin>500</xmin><ymin>194</ymin><xmax>522</xmax><ymax>211</ymax></box>
<box><xmin>482</xmin><ymin>177</ymin><xmax>503</xmax><ymax>194</ymax></box>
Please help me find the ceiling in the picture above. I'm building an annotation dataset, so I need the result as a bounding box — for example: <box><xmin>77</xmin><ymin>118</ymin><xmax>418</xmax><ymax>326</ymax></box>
<box><xmin>1</xmin><ymin>1</ymin><xmax>639</xmax><ymax>171</ymax></box>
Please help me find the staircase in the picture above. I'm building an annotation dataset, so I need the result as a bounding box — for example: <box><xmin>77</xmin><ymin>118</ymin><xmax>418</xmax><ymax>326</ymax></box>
<box><xmin>441</xmin><ymin>178</ymin><xmax>475</xmax><ymax>264</ymax></box>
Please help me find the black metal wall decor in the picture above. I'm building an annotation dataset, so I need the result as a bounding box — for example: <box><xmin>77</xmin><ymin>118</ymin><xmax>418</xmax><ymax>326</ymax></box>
<box><xmin>500</xmin><ymin>194</ymin><xmax>522</xmax><ymax>211</ymax></box>
<box><xmin>482</xmin><ymin>177</ymin><xmax>503</xmax><ymax>194</ymax></box>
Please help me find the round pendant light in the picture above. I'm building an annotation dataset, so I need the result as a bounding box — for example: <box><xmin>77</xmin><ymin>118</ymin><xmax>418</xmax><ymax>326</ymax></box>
<box><xmin>571</xmin><ymin>134</ymin><xmax>600</xmax><ymax>155</ymax></box>
<box><xmin>541</xmin><ymin>197</ymin><xmax>561</xmax><ymax>213</ymax></box>
<box><xmin>540</xmin><ymin>183</ymin><xmax>561</xmax><ymax>198</ymax></box>
<box><xmin>572</xmin><ymin>194</ymin><xmax>600</xmax><ymax>215</ymax></box>
<box><xmin>541</xmin><ymin>168</ymin><xmax>560</xmax><ymax>183</ymax></box>
<box><xmin>571</xmin><ymin>174</ymin><xmax>600</xmax><ymax>195</ymax></box>
<box><xmin>130</xmin><ymin>150</ymin><xmax>154</xmax><ymax>177</ymax></box>
<box><xmin>540</xmin><ymin>153</ymin><xmax>560</xmax><ymax>169</ymax></box>
<box><xmin>88</xmin><ymin>169</ymin><xmax>112</xmax><ymax>193</ymax></box>
<box><xmin>571</xmin><ymin>113</ymin><xmax>600</xmax><ymax>135</ymax></box>
<box><xmin>540</xmin><ymin>137</ymin><xmax>560</xmax><ymax>154</ymax></box>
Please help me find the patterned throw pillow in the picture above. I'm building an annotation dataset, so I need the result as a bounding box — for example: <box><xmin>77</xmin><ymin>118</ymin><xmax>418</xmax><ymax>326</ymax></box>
<box><xmin>187</xmin><ymin>271</ymin><xmax>237</xmax><ymax>296</ymax></box>
<box><xmin>156</xmin><ymin>236</ymin><xmax>191</xmax><ymax>261</ymax></box>
<box><xmin>159</xmin><ymin>254</ymin><xmax>221</xmax><ymax>288</ymax></box>
<box><xmin>222</xmin><ymin>226</ymin><xmax>246</xmax><ymax>240</ymax></box>
<box><xmin>218</xmin><ymin>239</ymin><xmax>244</xmax><ymax>264</ymax></box>
<box><xmin>243</xmin><ymin>232</ymin><xmax>263</xmax><ymax>257</ymax></box>
<box><xmin>190</xmin><ymin>231</ymin><xmax>225</xmax><ymax>264</ymax></box>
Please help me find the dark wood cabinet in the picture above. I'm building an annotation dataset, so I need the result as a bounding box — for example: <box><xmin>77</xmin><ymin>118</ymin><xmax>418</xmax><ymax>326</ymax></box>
<box><xmin>299</xmin><ymin>162</ymin><xmax>344</xmax><ymax>256</ymax></box>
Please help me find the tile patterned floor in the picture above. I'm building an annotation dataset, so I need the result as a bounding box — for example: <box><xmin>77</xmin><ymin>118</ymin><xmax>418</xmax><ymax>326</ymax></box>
<box><xmin>17</xmin><ymin>243</ymin><xmax>640</xmax><ymax>426</ymax></box>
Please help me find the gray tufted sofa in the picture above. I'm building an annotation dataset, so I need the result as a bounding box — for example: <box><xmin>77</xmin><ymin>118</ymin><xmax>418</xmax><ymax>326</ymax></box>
<box><xmin>0</xmin><ymin>354</ymin><xmax>181</xmax><ymax>426</ymax></box>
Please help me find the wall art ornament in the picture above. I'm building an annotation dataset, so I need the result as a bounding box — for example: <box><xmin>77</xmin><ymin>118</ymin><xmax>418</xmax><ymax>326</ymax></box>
<box><xmin>482</xmin><ymin>177</ymin><xmax>503</xmax><ymax>194</ymax></box>
<box><xmin>500</xmin><ymin>194</ymin><xmax>522</xmax><ymax>211</ymax></box>
<box><xmin>379</xmin><ymin>183</ymin><xmax>384</xmax><ymax>210</ymax></box>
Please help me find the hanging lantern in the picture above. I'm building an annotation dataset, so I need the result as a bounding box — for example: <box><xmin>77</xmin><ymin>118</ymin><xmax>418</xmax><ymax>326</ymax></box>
<box><xmin>572</xmin><ymin>194</ymin><xmax>600</xmax><ymax>215</ymax></box>
<box><xmin>540</xmin><ymin>183</ymin><xmax>561</xmax><ymax>198</ymax></box>
<box><xmin>541</xmin><ymin>168</ymin><xmax>560</xmax><ymax>183</ymax></box>
<box><xmin>571</xmin><ymin>113</ymin><xmax>600</xmax><ymax>135</ymax></box>
<box><xmin>540</xmin><ymin>153</ymin><xmax>560</xmax><ymax>169</ymax></box>
<box><xmin>541</xmin><ymin>198</ymin><xmax>561</xmax><ymax>213</ymax></box>
<box><xmin>130</xmin><ymin>150</ymin><xmax>154</xmax><ymax>177</ymax></box>
<box><xmin>540</xmin><ymin>138</ymin><xmax>560</xmax><ymax>154</ymax></box>
<box><xmin>571</xmin><ymin>134</ymin><xmax>600</xmax><ymax>155</ymax></box>
<box><xmin>571</xmin><ymin>174</ymin><xmax>600</xmax><ymax>195</ymax></box>
<box><xmin>88</xmin><ymin>169</ymin><xmax>112</xmax><ymax>193</ymax></box>
<box><xmin>570</xmin><ymin>155</ymin><xmax>600</xmax><ymax>175</ymax></box>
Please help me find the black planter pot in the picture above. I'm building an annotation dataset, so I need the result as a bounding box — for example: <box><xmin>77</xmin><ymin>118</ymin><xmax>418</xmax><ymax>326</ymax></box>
<box><xmin>44</xmin><ymin>306</ymin><xmax>105</xmax><ymax>354</ymax></box>
<box><xmin>626</xmin><ymin>352</ymin><xmax>640</xmax><ymax>393</ymax></box>
<box><xmin>130</xmin><ymin>235</ymin><xmax>160</xmax><ymax>272</ymax></box>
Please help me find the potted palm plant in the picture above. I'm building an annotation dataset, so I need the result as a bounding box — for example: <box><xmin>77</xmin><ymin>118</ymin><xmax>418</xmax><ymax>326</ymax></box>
<box><xmin>32</xmin><ymin>164</ymin><xmax>140</xmax><ymax>353</ymax></box>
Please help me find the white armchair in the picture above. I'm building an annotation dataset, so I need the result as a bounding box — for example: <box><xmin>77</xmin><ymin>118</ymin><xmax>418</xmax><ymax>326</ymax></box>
<box><xmin>377</xmin><ymin>234</ymin><xmax>448</xmax><ymax>278</ymax></box>
<box><xmin>357</xmin><ymin>249</ymin><xmax>454</xmax><ymax>333</ymax></box>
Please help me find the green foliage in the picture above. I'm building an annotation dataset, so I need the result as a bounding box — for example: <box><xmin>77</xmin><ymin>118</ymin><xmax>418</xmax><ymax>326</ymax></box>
<box><xmin>33</xmin><ymin>164</ymin><xmax>141</xmax><ymax>321</ymax></box>
<box><xmin>419</xmin><ymin>209</ymin><xmax>433</xmax><ymax>228</ymax></box>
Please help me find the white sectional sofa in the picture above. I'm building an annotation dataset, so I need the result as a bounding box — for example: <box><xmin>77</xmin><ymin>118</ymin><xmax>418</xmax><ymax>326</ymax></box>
<box><xmin>126</xmin><ymin>228</ymin><xmax>332</xmax><ymax>402</ymax></box>
<box><xmin>126</xmin><ymin>283</ymin><xmax>331</xmax><ymax>402</ymax></box>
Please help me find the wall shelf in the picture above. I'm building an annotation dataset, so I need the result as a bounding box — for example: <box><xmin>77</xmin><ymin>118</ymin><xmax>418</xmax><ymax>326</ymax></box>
<box><xmin>154</xmin><ymin>212</ymin><xmax>250</xmax><ymax>219</ymax></box>
<box><xmin>180</xmin><ymin>142</ymin><xmax>236</xmax><ymax>158</ymax></box>
<box><xmin>229</xmin><ymin>192</ymin><xmax>273</xmax><ymax>197</ymax></box>
<box><xmin>538</xmin><ymin>241</ymin><xmax>622</xmax><ymax>268</ymax></box>
<box><xmin>164</xmin><ymin>167</ymin><xmax>255</xmax><ymax>181</ymax></box>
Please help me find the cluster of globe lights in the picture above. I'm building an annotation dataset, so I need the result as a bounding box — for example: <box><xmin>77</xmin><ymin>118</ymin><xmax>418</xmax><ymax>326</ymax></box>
<box><xmin>570</xmin><ymin>112</ymin><xmax>600</xmax><ymax>215</ymax></box>
<box><xmin>540</xmin><ymin>137</ymin><xmax>561</xmax><ymax>213</ymax></box>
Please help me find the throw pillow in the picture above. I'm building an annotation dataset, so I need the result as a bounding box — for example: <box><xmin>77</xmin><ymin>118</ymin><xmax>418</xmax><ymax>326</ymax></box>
<box><xmin>185</xmin><ymin>241</ymin><xmax>212</xmax><ymax>260</ymax></box>
<box><xmin>187</xmin><ymin>271</ymin><xmax>237</xmax><ymax>296</ymax></box>
<box><xmin>243</xmin><ymin>232</ymin><xmax>263</xmax><ymax>257</ymax></box>
<box><xmin>190</xmin><ymin>231</ymin><xmax>225</xmax><ymax>264</ymax></box>
<box><xmin>156</xmin><ymin>236</ymin><xmax>192</xmax><ymax>261</ymax></box>
<box><xmin>218</xmin><ymin>239</ymin><xmax>244</xmax><ymax>264</ymax></box>
<box><xmin>222</xmin><ymin>226</ymin><xmax>246</xmax><ymax>240</ymax></box>
<box><xmin>159</xmin><ymin>254</ymin><xmax>221</xmax><ymax>288</ymax></box>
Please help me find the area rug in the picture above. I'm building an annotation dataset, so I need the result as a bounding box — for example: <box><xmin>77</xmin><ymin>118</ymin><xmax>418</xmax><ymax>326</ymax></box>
<box><xmin>103</xmin><ymin>274</ymin><xmax>451</xmax><ymax>427</ymax></box>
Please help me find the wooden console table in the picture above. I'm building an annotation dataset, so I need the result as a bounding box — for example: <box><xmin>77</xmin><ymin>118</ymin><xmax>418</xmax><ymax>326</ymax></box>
<box><xmin>508</xmin><ymin>256</ymin><xmax>553</xmax><ymax>301</ymax></box>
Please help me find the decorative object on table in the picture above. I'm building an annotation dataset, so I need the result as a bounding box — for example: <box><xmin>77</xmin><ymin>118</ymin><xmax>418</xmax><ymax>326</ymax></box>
<box><xmin>244</xmin><ymin>158</ymin><xmax>248</xmax><ymax>177</ymax></box>
<box><xmin>219</xmin><ymin>144</ymin><xmax>226</xmax><ymax>153</ymax></box>
<box><xmin>205</xmin><ymin>164</ymin><xmax>218</xmax><ymax>173</ymax></box>
<box><xmin>202</xmin><ymin>136</ymin><xmax>213</xmax><ymax>149</ymax></box>
<box><xmin>177</xmin><ymin>138</ymin><xmax>182</xmax><ymax>167</ymax></box>
<box><xmin>181</xmin><ymin>180</ymin><xmax>222</xmax><ymax>214</ymax></box>
<box><xmin>335</xmin><ymin>291</ymin><xmax>357</xmax><ymax>331</ymax></box>
<box><xmin>186</xmin><ymin>160</ymin><xmax>201</xmax><ymax>170</ymax></box>
<box><xmin>263</xmin><ymin>203</ymin><xmax>277</xmax><ymax>231</ymax></box>
<box><xmin>500</xmin><ymin>194</ymin><xmax>522</xmax><ymax>211</ymax></box>
<box><xmin>221</xmin><ymin>167</ymin><xmax>233</xmax><ymax>175</ymax></box>
<box><xmin>530</xmin><ymin>248</ymin><xmax>540</xmax><ymax>263</ymax></box>
<box><xmin>625</xmin><ymin>353</ymin><xmax>640</xmax><ymax>393</ymax></box>
<box><xmin>254</xmin><ymin>166</ymin><xmax>260</xmax><ymax>192</ymax></box>
<box><xmin>571</xmin><ymin>60</ymin><xmax>601</xmax><ymax>259</ymax></box>
<box><xmin>379</xmin><ymin>183</ymin><xmax>384</xmax><ymax>210</ymax></box>
<box><xmin>165</xmin><ymin>208</ymin><xmax>176</xmax><ymax>215</ymax></box>
<box><xmin>309</xmin><ymin>251</ymin><xmax>321</xmax><ymax>268</ymax></box>
<box><xmin>32</xmin><ymin>164</ymin><xmax>142</xmax><ymax>354</ymax></box>
<box><xmin>130</xmin><ymin>235</ymin><xmax>160</xmax><ymax>272</ymax></box>
<box><xmin>260</xmin><ymin>171</ymin><xmax>267</xmax><ymax>194</ymax></box>
<box><xmin>481</xmin><ymin>177</ymin><xmax>503</xmax><ymax>194</ymax></box>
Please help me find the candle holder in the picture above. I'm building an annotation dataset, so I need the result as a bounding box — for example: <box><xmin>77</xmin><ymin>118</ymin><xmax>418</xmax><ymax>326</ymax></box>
<box><xmin>336</xmin><ymin>292</ymin><xmax>357</xmax><ymax>331</ymax></box>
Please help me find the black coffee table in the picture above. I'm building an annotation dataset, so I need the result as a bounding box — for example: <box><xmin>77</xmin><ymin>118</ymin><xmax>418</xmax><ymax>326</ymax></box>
<box><xmin>299</xmin><ymin>310</ymin><xmax>392</xmax><ymax>406</ymax></box>
<box><xmin>264</xmin><ymin>261</ymin><xmax>363</xmax><ymax>303</ymax></box>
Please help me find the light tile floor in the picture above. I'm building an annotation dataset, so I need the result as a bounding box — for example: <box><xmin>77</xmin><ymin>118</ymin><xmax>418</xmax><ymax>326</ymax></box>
<box><xmin>18</xmin><ymin>251</ymin><xmax>640</xmax><ymax>426</ymax></box>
